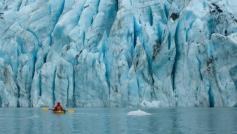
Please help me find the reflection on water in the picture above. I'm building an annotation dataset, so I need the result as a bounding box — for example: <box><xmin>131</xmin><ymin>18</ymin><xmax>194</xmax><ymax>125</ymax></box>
<box><xmin>0</xmin><ymin>108</ymin><xmax>236</xmax><ymax>134</ymax></box>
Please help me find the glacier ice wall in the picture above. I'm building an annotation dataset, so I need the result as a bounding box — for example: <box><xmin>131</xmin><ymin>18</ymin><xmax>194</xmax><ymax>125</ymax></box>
<box><xmin>0</xmin><ymin>0</ymin><xmax>237</xmax><ymax>107</ymax></box>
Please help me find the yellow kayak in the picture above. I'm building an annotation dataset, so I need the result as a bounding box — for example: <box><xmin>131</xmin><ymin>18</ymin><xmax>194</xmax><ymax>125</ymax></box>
<box><xmin>41</xmin><ymin>107</ymin><xmax>75</xmax><ymax>113</ymax></box>
<box><xmin>53</xmin><ymin>110</ymin><xmax>66</xmax><ymax>114</ymax></box>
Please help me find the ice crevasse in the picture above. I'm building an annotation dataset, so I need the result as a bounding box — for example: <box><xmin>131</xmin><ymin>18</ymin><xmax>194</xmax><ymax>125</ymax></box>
<box><xmin>0</xmin><ymin>0</ymin><xmax>237</xmax><ymax>107</ymax></box>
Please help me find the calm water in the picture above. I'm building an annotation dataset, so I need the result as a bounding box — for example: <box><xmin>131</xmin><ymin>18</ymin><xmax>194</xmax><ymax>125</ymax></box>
<box><xmin>0</xmin><ymin>108</ymin><xmax>236</xmax><ymax>134</ymax></box>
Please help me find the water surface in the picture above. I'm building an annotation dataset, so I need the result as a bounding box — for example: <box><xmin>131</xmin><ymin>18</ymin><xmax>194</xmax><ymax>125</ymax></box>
<box><xmin>0</xmin><ymin>108</ymin><xmax>236</xmax><ymax>134</ymax></box>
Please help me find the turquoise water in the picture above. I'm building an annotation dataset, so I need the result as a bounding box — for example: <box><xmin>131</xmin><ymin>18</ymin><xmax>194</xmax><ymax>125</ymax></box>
<box><xmin>0</xmin><ymin>108</ymin><xmax>237</xmax><ymax>134</ymax></box>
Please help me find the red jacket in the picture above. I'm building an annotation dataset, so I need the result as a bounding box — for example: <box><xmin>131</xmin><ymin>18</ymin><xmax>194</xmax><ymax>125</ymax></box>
<box><xmin>53</xmin><ymin>102</ymin><xmax>64</xmax><ymax>111</ymax></box>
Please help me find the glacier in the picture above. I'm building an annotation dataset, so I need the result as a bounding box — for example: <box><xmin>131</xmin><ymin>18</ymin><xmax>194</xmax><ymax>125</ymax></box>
<box><xmin>0</xmin><ymin>0</ymin><xmax>236</xmax><ymax>107</ymax></box>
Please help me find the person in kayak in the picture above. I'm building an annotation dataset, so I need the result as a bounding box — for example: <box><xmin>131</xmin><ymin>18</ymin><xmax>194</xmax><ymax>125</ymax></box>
<box><xmin>53</xmin><ymin>102</ymin><xmax>65</xmax><ymax>112</ymax></box>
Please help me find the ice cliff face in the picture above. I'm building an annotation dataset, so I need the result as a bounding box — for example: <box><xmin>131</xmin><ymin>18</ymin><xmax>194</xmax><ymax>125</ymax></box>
<box><xmin>0</xmin><ymin>0</ymin><xmax>236</xmax><ymax>107</ymax></box>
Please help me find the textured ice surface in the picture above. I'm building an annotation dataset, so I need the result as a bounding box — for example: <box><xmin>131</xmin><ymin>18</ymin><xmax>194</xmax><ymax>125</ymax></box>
<box><xmin>0</xmin><ymin>0</ymin><xmax>237</xmax><ymax>107</ymax></box>
<box><xmin>127</xmin><ymin>109</ymin><xmax>151</xmax><ymax>116</ymax></box>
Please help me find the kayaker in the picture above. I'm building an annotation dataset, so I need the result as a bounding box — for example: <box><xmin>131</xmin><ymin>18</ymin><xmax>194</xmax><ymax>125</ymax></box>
<box><xmin>53</xmin><ymin>102</ymin><xmax>65</xmax><ymax>112</ymax></box>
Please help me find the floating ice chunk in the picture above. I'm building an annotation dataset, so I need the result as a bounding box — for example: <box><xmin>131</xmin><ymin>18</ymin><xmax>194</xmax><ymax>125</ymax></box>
<box><xmin>127</xmin><ymin>109</ymin><xmax>151</xmax><ymax>116</ymax></box>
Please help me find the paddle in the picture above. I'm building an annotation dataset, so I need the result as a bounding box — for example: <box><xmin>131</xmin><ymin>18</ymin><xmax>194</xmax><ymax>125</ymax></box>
<box><xmin>41</xmin><ymin>107</ymin><xmax>76</xmax><ymax>113</ymax></box>
<box><xmin>41</xmin><ymin>107</ymin><xmax>52</xmax><ymax>111</ymax></box>
<box><xmin>67</xmin><ymin>108</ymin><xmax>76</xmax><ymax>113</ymax></box>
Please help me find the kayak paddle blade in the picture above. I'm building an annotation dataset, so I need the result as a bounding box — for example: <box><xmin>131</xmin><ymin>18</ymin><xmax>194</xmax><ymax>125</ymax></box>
<box><xmin>67</xmin><ymin>109</ymin><xmax>76</xmax><ymax>113</ymax></box>
<box><xmin>41</xmin><ymin>107</ymin><xmax>49</xmax><ymax>111</ymax></box>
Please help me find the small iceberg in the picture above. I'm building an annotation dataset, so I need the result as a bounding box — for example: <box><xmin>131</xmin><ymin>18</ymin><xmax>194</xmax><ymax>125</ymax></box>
<box><xmin>127</xmin><ymin>109</ymin><xmax>151</xmax><ymax>116</ymax></box>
